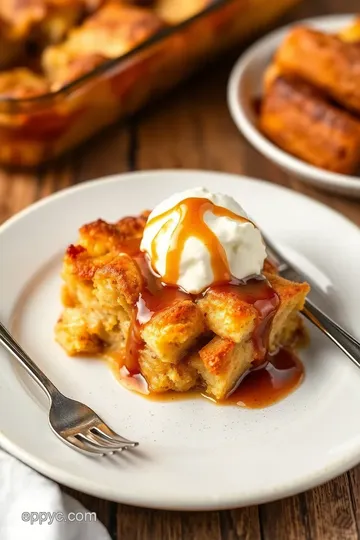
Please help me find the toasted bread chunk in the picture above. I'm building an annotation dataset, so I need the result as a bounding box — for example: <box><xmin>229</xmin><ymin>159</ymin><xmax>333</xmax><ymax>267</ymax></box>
<box><xmin>0</xmin><ymin>0</ymin><xmax>86</xmax><ymax>45</ymax></box>
<box><xmin>198</xmin><ymin>272</ymin><xmax>309</xmax><ymax>345</ymax></box>
<box><xmin>139</xmin><ymin>346</ymin><xmax>200</xmax><ymax>393</ymax></box>
<box><xmin>0</xmin><ymin>0</ymin><xmax>95</xmax><ymax>67</ymax></box>
<box><xmin>93</xmin><ymin>253</ymin><xmax>143</xmax><ymax>310</ymax></box>
<box><xmin>276</xmin><ymin>26</ymin><xmax>360</xmax><ymax>114</ymax></box>
<box><xmin>56</xmin><ymin>307</ymin><xmax>107</xmax><ymax>355</ymax></box>
<box><xmin>0</xmin><ymin>68</ymin><xmax>49</xmax><ymax>98</ymax></box>
<box><xmin>195</xmin><ymin>273</ymin><xmax>309</xmax><ymax>399</ymax></box>
<box><xmin>260</xmin><ymin>71</ymin><xmax>360</xmax><ymax>174</ymax></box>
<box><xmin>141</xmin><ymin>300</ymin><xmax>206</xmax><ymax>363</ymax></box>
<box><xmin>38</xmin><ymin>0</ymin><xmax>85</xmax><ymax>43</ymax></box>
<box><xmin>154</xmin><ymin>0</ymin><xmax>210</xmax><ymax>24</ymax></box>
<box><xmin>42</xmin><ymin>2</ymin><xmax>164</xmax><ymax>86</ymax></box>
<box><xmin>0</xmin><ymin>0</ymin><xmax>45</xmax><ymax>39</ymax></box>
<box><xmin>190</xmin><ymin>337</ymin><xmax>252</xmax><ymax>400</ymax></box>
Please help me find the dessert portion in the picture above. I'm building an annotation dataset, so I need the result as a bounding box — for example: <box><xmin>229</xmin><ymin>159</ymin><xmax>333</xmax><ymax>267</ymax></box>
<box><xmin>55</xmin><ymin>188</ymin><xmax>310</xmax><ymax>405</ymax></box>
<box><xmin>258</xmin><ymin>18</ymin><xmax>360</xmax><ymax>175</ymax></box>
<box><xmin>0</xmin><ymin>0</ymin><xmax>215</xmax><ymax>95</ymax></box>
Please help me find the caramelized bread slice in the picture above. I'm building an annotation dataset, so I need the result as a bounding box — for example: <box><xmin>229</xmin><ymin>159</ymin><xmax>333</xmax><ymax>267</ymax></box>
<box><xmin>259</xmin><ymin>70</ymin><xmax>360</xmax><ymax>174</ymax></box>
<box><xmin>275</xmin><ymin>26</ymin><xmax>360</xmax><ymax>114</ymax></box>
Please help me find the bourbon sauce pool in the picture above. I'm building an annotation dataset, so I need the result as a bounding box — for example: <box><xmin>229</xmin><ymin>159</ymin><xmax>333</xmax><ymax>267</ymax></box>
<box><xmin>111</xmin><ymin>197</ymin><xmax>304</xmax><ymax>409</ymax></box>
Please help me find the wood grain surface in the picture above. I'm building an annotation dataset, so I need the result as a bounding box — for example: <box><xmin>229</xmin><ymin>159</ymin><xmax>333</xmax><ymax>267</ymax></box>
<box><xmin>1</xmin><ymin>0</ymin><xmax>360</xmax><ymax>538</ymax></box>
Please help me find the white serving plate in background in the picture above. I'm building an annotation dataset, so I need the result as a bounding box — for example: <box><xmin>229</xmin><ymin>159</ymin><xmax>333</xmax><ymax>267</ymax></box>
<box><xmin>228</xmin><ymin>15</ymin><xmax>360</xmax><ymax>197</ymax></box>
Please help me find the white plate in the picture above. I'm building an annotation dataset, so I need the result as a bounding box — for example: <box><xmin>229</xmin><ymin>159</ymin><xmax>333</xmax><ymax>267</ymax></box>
<box><xmin>1</xmin><ymin>170</ymin><xmax>360</xmax><ymax>511</ymax></box>
<box><xmin>227</xmin><ymin>15</ymin><xmax>360</xmax><ymax>198</ymax></box>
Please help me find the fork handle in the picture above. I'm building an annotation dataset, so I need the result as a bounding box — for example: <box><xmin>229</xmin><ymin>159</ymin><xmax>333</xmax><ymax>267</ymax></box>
<box><xmin>302</xmin><ymin>299</ymin><xmax>360</xmax><ymax>369</ymax></box>
<box><xmin>0</xmin><ymin>321</ymin><xmax>59</xmax><ymax>400</ymax></box>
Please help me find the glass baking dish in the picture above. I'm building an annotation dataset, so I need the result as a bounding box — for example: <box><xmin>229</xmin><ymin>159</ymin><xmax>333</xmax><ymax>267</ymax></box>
<box><xmin>0</xmin><ymin>0</ymin><xmax>300</xmax><ymax>167</ymax></box>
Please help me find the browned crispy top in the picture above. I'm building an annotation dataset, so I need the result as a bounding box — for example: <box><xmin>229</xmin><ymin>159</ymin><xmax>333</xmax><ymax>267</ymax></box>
<box><xmin>59</xmin><ymin>210</ymin><xmax>310</xmax><ymax>384</ymax></box>
<box><xmin>42</xmin><ymin>2</ymin><xmax>165</xmax><ymax>84</ymax></box>
<box><xmin>0</xmin><ymin>68</ymin><xmax>49</xmax><ymax>98</ymax></box>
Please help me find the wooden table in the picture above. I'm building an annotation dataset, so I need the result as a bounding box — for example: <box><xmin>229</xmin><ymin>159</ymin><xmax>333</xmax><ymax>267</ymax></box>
<box><xmin>1</xmin><ymin>0</ymin><xmax>360</xmax><ymax>538</ymax></box>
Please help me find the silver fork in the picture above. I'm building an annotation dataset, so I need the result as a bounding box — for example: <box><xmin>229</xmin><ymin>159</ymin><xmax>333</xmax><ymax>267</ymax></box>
<box><xmin>261</xmin><ymin>231</ymin><xmax>360</xmax><ymax>369</ymax></box>
<box><xmin>0</xmin><ymin>322</ymin><xmax>138</xmax><ymax>456</ymax></box>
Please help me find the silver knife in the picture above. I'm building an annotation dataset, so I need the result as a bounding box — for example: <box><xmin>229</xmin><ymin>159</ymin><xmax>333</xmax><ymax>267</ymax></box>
<box><xmin>261</xmin><ymin>230</ymin><xmax>360</xmax><ymax>369</ymax></box>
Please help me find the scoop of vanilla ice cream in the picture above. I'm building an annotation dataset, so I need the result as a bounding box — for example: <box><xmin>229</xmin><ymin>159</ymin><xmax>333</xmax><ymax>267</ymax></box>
<box><xmin>140</xmin><ymin>187</ymin><xmax>267</xmax><ymax>293</ymax></box>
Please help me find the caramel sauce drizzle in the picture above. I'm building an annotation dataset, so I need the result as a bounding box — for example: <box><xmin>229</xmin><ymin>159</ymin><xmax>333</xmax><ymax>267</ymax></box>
<box><xmin>110</xmin><ymin>198</ymin><xmax>303</xmax><ymax>408</ymax></box>
<box><xmin>226</xmin><ymin>348</ymin><xmax>304</xmax><ymax>408</ymax></box>
<box><xmin>110</xmin><ymin>348</ymin><xmax>304</xmax><ymax>409</ymax></box>
<box><xmin>125</xmin><ymin>252</ymin><xmax>188</xmax><ymax>375</ymax></box>
<box><xmin>147</xmin><ymin>197</ymin><xmax>250</xmax><ymax>285</ymax></box>
<box><xmin>211</xmin><ymin>277</ymin><xmax>280</xmax><ymax>364</ymax></box>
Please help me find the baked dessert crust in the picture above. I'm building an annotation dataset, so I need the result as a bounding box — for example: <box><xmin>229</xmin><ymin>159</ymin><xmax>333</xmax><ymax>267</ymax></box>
<box><xmin>42</xmin><ymin>3</ymin><xmax>165</xmax><ymax>87</ymax></box>
<box><xmin>55</xmin><ymin>211</ymin><xmax>310</xmax><ymax>400</ymax></box>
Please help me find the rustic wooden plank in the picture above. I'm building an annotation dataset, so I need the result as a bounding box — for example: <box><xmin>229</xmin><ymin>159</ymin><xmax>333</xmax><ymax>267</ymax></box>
<box><xmin>116</xmin><ymin>506</ymin><xmax>223</xmax><ymax>540</ymax></box>
<box><xmin>74</xmin><ymin>125</ymin><xmax>131</xmax><ymax>183</ymax></box>
<box><xmin>0</xmin><ymin>170</ymin><xmax>38</xmax><ymax>224</ymax></box>
<box><xmin>303</xmin><ymin>476</ymin><xmax>358</xmax><ymax>540</ymax></box>
<box><xmin>37</xmin><ymin>160</ymin><xmax>75</xmax><ymax>199</ymax></box>
<box><xmin>0</xmin><ymin>170</ymin><xmax>13</xmax><ymax>224</ymax></box>
<box><xmin>260</xmin><ymin>495</ymin><xmax>309</xmax><ymax>540</ymax></box>
<box><xmin>116</xmin><ymin>505</ymin><xmax>183</xmax><ymax>540</ymax></box>
<box><xmin>219</xmin><ymin>507</ymin><xmax>261</xmax><ymax>540</ymax></box>
<box><xmin>136</xmin><ymin>58</ymin><xmax>248</xmax><ymax>174</ymax></box>
<box><xmin>260</xmin><ymin>471</ymin><xmax>359</xmax><ymax>540</ymax></box>
<box><xmin>181</xmin><ymin>512</ymin><xmax>221</xmax><ymax>540</ymax></box>
<box><xmin>348</xmin><ymin>467</ymin><xmax>360</xmax><ymax>537</ymax></box>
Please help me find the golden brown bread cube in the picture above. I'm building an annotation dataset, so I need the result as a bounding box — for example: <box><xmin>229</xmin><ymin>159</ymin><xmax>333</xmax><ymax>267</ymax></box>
<box><xmin>37</xmin><ymin>0</ymin><xmax>85</xmax><ymax>44</ymax></box>
<box><xmin>195</xmin><ymin>273</ymin><xmax>309</xmax><ymax>399</ymax></box>
<box><xmin>42</xmin><ymin>2</ymin><xmax>165</xmax><ymax>87</ymax></box>
<box><xmin>275</xmin><ymin>26</ymin><xmax>360</xmax><ymax>114</ymax></box>
<box><xmin>139</xmin><ymin>346</ymin><xmax>200</xmax><ymax>393</ymax></box>
<box><xmin>190</xmin><ymin>337</ymin><xmax>254</xmax><ymax>400</ymax></box>
<box><xmin>0</xmin><ymin>68</ymin><xmax>50</xmax><ymax>98</ymax></box>
<box><xmin>0</xmin><ymin>0</ymin><xmax>86</xmax><ymax>46</ymax></box>
<box><xmin>0</xmin><ymin>0</ymin><xmax>97</xmax><ymax>68</ymax></box>
<box><xmin>154</xmin><ymin>0</ymin><xmax>211</xmax><ymax>24</ymax></box>
<box><xmin>260</xmin><ymin>71</ymin><xmax>360</xmax><ymax>174</ymax></box>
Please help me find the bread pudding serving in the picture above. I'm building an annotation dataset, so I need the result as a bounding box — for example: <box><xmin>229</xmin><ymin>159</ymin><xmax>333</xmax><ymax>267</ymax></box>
<box><xmin>55</xmin><ymin>188</ymin><xmax>310</xmax><ymax>406</ymax></box>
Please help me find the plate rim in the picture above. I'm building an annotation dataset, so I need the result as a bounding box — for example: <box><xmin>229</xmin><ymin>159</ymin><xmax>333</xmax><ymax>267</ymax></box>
<box><xmin>1</xmin><ymin>169</ymin><xmax>359</xmax><ymax>235</ymax></box>
<box><xmin>1</xmin><ymin>169</ymin><xmax>360</xmax><ymax>510</ymax></box>
<box><xmin>227</xmin><ymin>13</ymin><xmax>360</xmax><ymax>196</ymax></box>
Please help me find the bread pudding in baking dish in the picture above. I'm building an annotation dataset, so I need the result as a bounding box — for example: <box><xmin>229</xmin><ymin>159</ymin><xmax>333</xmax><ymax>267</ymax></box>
<box><xmin>55</xmin><ymin>188</ymin><xmax>309</xmax><ymax>404</ymax></box>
